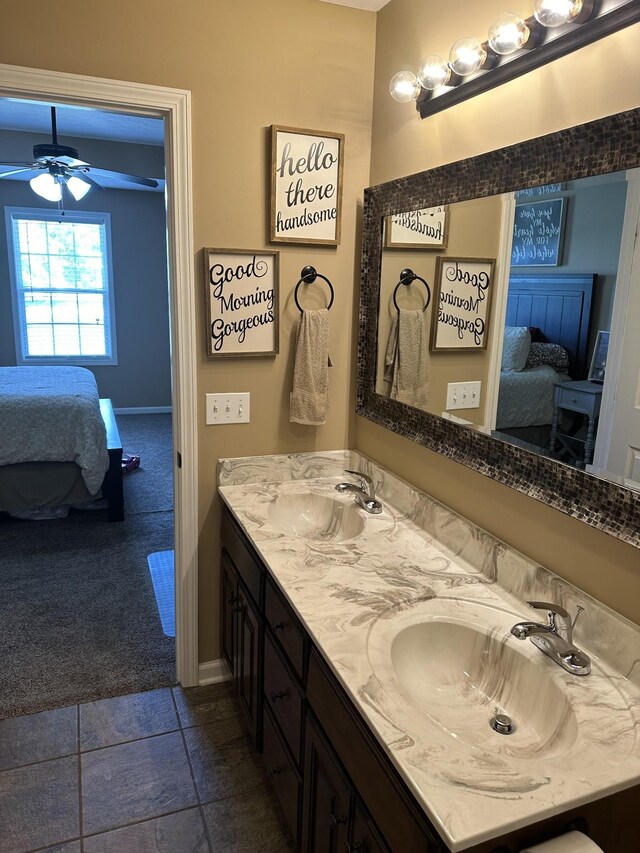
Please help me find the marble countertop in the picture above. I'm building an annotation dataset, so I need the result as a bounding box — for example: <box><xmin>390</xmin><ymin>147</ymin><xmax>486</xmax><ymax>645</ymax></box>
<box><xmin>217</xmin><ymin>450</ymin><xmax>640</xmax><ymax>851</ymax></box>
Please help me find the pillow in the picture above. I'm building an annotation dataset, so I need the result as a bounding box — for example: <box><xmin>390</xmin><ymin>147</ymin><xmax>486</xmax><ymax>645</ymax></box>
<box><xmin>501</xmin><ymin>326</ymin><xmax>531</xmax><ymax>372</ymax></box>
<box><xmin>526</xmin><ymin>341</ymin><xmax>570</xmax><ymax>372</ymax></box>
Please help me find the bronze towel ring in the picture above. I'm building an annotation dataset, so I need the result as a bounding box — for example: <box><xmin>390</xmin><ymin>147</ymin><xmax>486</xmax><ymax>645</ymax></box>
<box><xmin>294</xmin><ymin>265</ymin><xmax>335</xmax><ymax>313</ymax></box>
<box><xmin>392</xmin><ymin>268</ymin><xmax>431</xmax><ymax>313</ymax></box>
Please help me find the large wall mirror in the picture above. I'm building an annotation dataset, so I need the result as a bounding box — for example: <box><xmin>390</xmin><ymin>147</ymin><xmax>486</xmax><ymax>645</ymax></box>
<box><xmin>357</xmin><ymin>108</ymin><xmax>640</xmax><ymax>549</ymax></box>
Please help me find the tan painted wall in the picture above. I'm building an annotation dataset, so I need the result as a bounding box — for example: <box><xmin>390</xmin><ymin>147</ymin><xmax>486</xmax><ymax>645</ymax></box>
<box><xmin>375</xmin><ymin>194</ymin><xmax>503</xmax><ymax>426</ymax></box>
<box><xmin>359</xmin><ymin>0</ymin><xmax>640</xmax><ymax>625</ymax></box>
<box><xmin>0</xmin><ymin>0</ymin><xmax>377</xmax><ymax>662</ymax></box>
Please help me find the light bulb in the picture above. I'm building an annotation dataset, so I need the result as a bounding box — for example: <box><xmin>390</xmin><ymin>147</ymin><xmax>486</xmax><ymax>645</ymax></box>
<box><xmin>417</xmin><ymin>55</ymin><xmax>451</xmax><ymax>90</ymax></box>
<box><xmin>488</xmin><ymin>12</ymin><xmax>530</xmax><ymax>55</ymax></box>
<box><xmin>67</xmin><ymin>175</ymin><xmax>92</xmax><ymax>201</ymax></box>
<box><xmin>533</xmin><ymin>0</ymin><xmax>583</xmax><ymax>28</ymax></box>
<box><xmin>30</xmin><ymin>172</ymin><xmax>62</xmax><ymax>202</ymax></box>
<box><xmin>389</xmin><ymin>71</ymin><xmax>421</xmax><ymax>103</ymax></box>
<box><xmin>449</xmin><ymin>37</ymin><xmax>487</xmax><ymax>76</ymax></box>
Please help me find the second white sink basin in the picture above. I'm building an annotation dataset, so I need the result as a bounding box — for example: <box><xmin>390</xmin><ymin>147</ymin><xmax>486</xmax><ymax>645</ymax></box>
<box><xmin>367</xmin><ymin>598</ymin><xmax>635</xmax><ymax>764</ymax></box>
<box><xmin>389</xmin><ymin>609</ymin><xmax>577</xmax><ymax>757</ymax></box>
<box><xmin>267</xmin><ymin>492</ymin><xmax>365</xmax><ymax>542</ymax></box>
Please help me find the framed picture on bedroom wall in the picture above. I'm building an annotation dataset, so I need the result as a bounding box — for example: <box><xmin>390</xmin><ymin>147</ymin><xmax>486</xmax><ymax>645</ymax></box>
<box><xmin>511</xmin><ymin>197</ymin><xmax>566</xmax><ymax>267</ymax></box>
<box><xmin>384</xmin><ymin>206</ymin><xmax>449</xmax><ymax>249</ymax></box>
<box><xmin>270</xmin><ymin>125</ymin><xmax>344</xmax><ymax>245</ymax></box>
<box><xmin>430</xmin><ymin>256</ymin><xmax>495</xmax><ymax>352</ymax></box>
<box><xmin>204</xmin><ymin>248</ymin><xmax>279</xmax><ymax>358</ymax></box>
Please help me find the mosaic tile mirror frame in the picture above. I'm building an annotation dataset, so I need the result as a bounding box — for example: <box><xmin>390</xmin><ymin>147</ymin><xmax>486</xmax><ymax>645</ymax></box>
<box><xmin>356</xmin><ymin>107</ymin><xmax>640</xmax><ymax>549</ymax></box>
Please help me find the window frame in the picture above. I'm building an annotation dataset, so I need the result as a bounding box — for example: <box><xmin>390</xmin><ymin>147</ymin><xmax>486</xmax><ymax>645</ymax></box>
<box><xmin>5</xmin><ymin>206</ymin><xmax>118</xmax><ymax>366</ymax></box>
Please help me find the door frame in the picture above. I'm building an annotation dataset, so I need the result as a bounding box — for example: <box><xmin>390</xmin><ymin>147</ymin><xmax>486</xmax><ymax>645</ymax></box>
<box><xmin>591</xmin><ymin>168</ymin><xmax>640</xmax><ymax>478</ymax></box>
<box><xmin>0</xmin><ymin>63</ymin><xmax>200</xmax><ymax>686</ymax></box>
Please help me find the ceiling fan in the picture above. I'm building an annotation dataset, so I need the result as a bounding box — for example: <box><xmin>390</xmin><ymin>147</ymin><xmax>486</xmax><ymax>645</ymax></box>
<box><xmin>0</xmin><ymin>106</ymin><xmax>160</xmax><ymax>203</ymax></box>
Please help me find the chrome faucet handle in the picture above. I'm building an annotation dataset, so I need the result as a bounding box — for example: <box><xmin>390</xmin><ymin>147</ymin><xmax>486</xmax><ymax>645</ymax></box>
<box><xmin>527</xmin><ymin>601</ymin><xmax>572</xmax><ymax>640</ymax></box>
<box><xmin>344</xmin><ymin>469</ymin><xmax>374</xmax><ymax>497</ymax></box>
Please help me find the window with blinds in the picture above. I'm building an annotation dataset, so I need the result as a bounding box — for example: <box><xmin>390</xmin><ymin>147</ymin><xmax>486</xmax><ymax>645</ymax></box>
<box><xmin>6</xmin><ymin>208</ymin><xmax>117</xmax><ymax>365</ymax></box>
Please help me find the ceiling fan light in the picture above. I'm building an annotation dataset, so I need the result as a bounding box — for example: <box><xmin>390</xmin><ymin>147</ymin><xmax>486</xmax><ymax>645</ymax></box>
<box><xmin>67</xmin><ymin>175</ymin><xmax>92</xmax><ymax>201</ymax></box>
<box><xmin>30</xmin><ymin>172</ymin><xmax>62</xmax><ymax>202</ymax></box>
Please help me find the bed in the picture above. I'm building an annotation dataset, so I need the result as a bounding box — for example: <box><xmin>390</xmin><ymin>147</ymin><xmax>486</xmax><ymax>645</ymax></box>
<box><xmin>0</xmin><ymin>366</ymin><xmax>124</xmax><ymax>521</ymax></box>
<box><xmin>495</xmin><ymin>273</ymin><xmax>595</xmax><ymax>436</ymax></box>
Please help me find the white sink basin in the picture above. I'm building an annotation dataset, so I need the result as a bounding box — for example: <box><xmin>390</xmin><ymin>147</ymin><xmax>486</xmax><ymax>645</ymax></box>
<box><xmin>267</xmin><ymin>492</ymin><xmax>365</xmax><ymax>542</ymax></box>
<box><xmin>389</xmin><ymin>609</ymin><xmax>577</xmax><ymax>757</ymax></box>
<box><xmin>366</xmin><ymin>598</ymin><xmax>637</xmax><ymax>762</ymax></box>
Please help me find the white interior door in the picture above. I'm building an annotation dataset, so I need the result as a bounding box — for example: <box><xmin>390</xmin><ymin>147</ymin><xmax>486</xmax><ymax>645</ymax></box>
<box><xmin>592</xmin><ymin>170</ymin><xmax>640</xmax><ymax>489</ymax></box>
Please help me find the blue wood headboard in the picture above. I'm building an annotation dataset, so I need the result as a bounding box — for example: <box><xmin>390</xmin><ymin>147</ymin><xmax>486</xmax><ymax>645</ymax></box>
<box><xmin>506</xmin><ymin>273</ymin><xmax>596</xmax><ymax>379</ymax></box>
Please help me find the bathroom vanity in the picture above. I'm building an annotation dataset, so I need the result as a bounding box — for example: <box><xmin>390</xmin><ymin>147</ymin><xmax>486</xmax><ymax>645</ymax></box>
<box><xmin>217</xmin><ymin>451</ymin><xmax>640</xmax><ymax>853</ymax></box>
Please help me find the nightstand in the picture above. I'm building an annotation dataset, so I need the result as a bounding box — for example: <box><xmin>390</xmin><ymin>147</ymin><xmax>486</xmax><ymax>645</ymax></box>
<box><xmin>549</xmin><ymin>380</ymin><xmax>603</xmax><ymax>469</ymax></box>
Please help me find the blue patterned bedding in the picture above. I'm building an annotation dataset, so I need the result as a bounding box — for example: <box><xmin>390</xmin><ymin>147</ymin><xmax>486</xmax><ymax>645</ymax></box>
<box><xmin>0</xmin><ymin>366</ymin><xmax>110</xmax><ymax>495</ymax></box>
<box><xmin>496</xmin><ymin>365</ymin><xmax>570</xmax><ymax>430</ymax></box>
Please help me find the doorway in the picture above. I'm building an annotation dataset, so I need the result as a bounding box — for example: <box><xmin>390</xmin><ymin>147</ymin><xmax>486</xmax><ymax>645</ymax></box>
<box><xmin>0</xmin><ymin>64</ymin><xmax>199</xmax><ymax>693</ymax></box>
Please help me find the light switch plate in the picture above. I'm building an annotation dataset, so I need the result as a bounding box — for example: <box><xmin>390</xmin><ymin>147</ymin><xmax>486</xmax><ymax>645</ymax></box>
<box><xmin>446</xmin><ymin>381</ymin><xmax>481</xmax><ymax>411</ymax></box>
<box><xmin>205</xmin><ymin>392</ymin><xmax>250</xmax><ymax>424</ymax></box>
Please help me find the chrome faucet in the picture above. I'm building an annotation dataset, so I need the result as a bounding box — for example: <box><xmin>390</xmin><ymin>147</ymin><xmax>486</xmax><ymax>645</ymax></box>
<box><xmin>511</xmin><ymin>601</ymin><xmax>591</xmax><ymax>676</ymax></box>
<box><xmin>335</xmin><ymin>469</ymin><xmax>382</xmax><ymax>514</ymax></box>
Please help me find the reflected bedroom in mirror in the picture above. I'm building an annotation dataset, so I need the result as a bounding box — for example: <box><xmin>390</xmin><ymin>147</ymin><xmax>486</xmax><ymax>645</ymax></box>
<box><xmin>375</xmin><ymin>169</ymin><xmax>638</xmax><ymax>490</ymax></box>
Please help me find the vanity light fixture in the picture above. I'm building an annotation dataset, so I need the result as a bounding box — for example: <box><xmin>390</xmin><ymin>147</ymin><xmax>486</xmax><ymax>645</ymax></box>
<box><xmin>389</xmin><ymin>0</ymin><xmax>640</xmax><ymax>117</ymax></box>
<box><xmin>448</xmin><ymin>37</ymin><xmax>488</xmax><ymax>76</ymax></box>
<box><xmin>389</xmin><ymin>70</ymin><xmax>422</xmax><ymax>103</ymax></box>
<box><xmin>417</xmin><ymin>55</ymin><xmax>452</xmax><ymax>91</ymax></box>
<box><xmin>488</xmin><ymin>11</ymin><xmax>531</xmax><ymax>54</ymax></box>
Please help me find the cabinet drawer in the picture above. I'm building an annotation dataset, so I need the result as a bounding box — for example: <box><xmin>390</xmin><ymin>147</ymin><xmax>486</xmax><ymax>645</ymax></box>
<box><xmin>266</xmin><ymin>576</ymin><xmax>306</xmax><ymax>680</ymax></box>
<box><xmin>264</xmin><ymin>632</ymin><xmax>303</xmax><ymax>765</ymax></box>
<box><xmin>221</xmin><ymin>508</ymin><xmax>263</xmax><ymax>607</ymax></box>
<box><xmin>307</xmin><ymin>650</ymin><xmax>440</xmax><ymax>853</ymax></box>
<box><xmin>263</xmin><ymin>704</ymin><xmax>301</xmax><ymax>846</ymax></box>
<box><xmin>555</xmin><ymin>385</ymin><xmax>601</xmax><ymax>417</ymax></box>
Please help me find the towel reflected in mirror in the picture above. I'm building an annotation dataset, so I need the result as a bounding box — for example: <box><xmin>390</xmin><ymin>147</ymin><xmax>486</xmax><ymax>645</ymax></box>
<box><xmin>384</xmin><ymin>309</ymin><xmax>430</xmax><ymax>410</ymax></box>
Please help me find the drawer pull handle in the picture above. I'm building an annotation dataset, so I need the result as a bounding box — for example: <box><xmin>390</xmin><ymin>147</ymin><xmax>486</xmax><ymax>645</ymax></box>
<box><xmin>330</xmin><ymin>814</ymin><xmax>348</xmax><ymax>829</ymax></box>
<box><xmin>345</xmin><ymin>843</ymin><xmax>362</xmax><ymax>853</ymax></box>
<box><xmin>271</xmin><ymin>621</ymin><xmax>285</xmax><ymax>633</ymax></box>
<box><xmin>268</xmin><ymin>766</ymin><xmax>282</xmax><ymax>777</ymax></box>
<box><xmin>270</xmin><ymin>690</ymin><xmax>287</xmax><ymax>702</ymax></box>
<box><xmin>571</xmin><ymin>397</ymin><xmax>578</xmax><ymax>403</ymax></box>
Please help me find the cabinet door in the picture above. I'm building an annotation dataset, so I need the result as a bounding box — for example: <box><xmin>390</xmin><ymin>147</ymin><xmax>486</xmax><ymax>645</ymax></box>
<box><xmin>347</xmin><ymin>802</ymin><xmax>388</xmax><ymax>853</ymax></box>
<box><xmin>221</xmin><ymin>552</ymin><xmax>237</xmax><ymax>679</ymax></box>
<box><xmin>302</xmin><ymin>716</ymin><xmax>352</xmax><ymax>853</ymax></box>
<box><xmin>236</xmin><ymin>580</ymin><xmax>262</xmax><ymax>745</ymax></box>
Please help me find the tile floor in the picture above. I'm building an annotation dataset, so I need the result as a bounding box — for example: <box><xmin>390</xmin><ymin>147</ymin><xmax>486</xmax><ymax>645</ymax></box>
<box><xmin>0</xmin><ymin>683</ymin><xmax>295</xmax><ymax>853</ymax></box>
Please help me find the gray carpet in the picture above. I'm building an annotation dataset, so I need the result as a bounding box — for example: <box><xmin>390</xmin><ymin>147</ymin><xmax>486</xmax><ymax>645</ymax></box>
<box><xmin>0</xmin><ymin>413</ymin><xmax>175</xmax><ymax>719</ymax></box>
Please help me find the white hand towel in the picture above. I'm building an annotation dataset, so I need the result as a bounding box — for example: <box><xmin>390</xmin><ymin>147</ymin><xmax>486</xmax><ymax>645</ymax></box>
<box><xmin>519</xmin><ymin>831</ymin><xmax>603</xmax><ymax>853</ymax></box>
<box><xmin>383</xmin><ymin>309</ymin><xmax>430</xmax><ymax>409</ymax></box>
<box><xmin>290</xmin><ymin>308</ymin><xmax>331</xmax><ymax>426</ymax></box>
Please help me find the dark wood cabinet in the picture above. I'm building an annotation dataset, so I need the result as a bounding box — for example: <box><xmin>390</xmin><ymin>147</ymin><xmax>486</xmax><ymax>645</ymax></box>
<box><xmin>220</xmin><ymin>505</ymin><xmax>639</xmax><ymax>853</ymax></box>
<box><xmin>302</xmin><ymin>715</ymin><xmax>351</xmax><ymax>853</ymax></box>
<box><xmin>263</xmin><ymin>704</ymin><xmax>302</xmax><ymax>847</ymax></box>
<box><xmin>235</xmin><ymin>579</ymin><xmax>261</xmax><ymax>743</ymax></box>
<box><xmin>221</xmin><ymin>552</ymin><xmax>237</xmax><ymax>676</ymax></box>
<box><xmin>349</xmin><ymin>801</ymin><xmax>389</xmax><ymax>853</ymax></box>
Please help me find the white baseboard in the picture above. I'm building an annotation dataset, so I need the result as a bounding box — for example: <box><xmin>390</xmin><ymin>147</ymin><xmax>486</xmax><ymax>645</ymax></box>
<box><xmin>114</xmin><ymin>406</ymin><xmax>173</xmax><ymax>415</ymax></box>
<box><xmin>199</xmin><ymin>658</ymin><xmax>232</xmax><ymax>685</ymax></box>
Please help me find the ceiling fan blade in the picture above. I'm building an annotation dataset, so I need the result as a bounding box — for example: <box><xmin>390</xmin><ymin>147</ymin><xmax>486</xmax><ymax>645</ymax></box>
<box><xmin>0</xmin><ymin>166</ymin><xmax>43</xmax><ymax>180</ymax></box>
<box><xmin>76</xmin><ymin>172</ymin><xmax>104</xmax><ymax>191</ymax></box>
<box><xmin>87</xmin><ymin>167</ymin><xmax>160</xmax><ymax>189</ymax></box>
<box><xmin>57</xmin><ymin>156</ymin><xmax>90</xmax><ymax>167</ymax></box>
